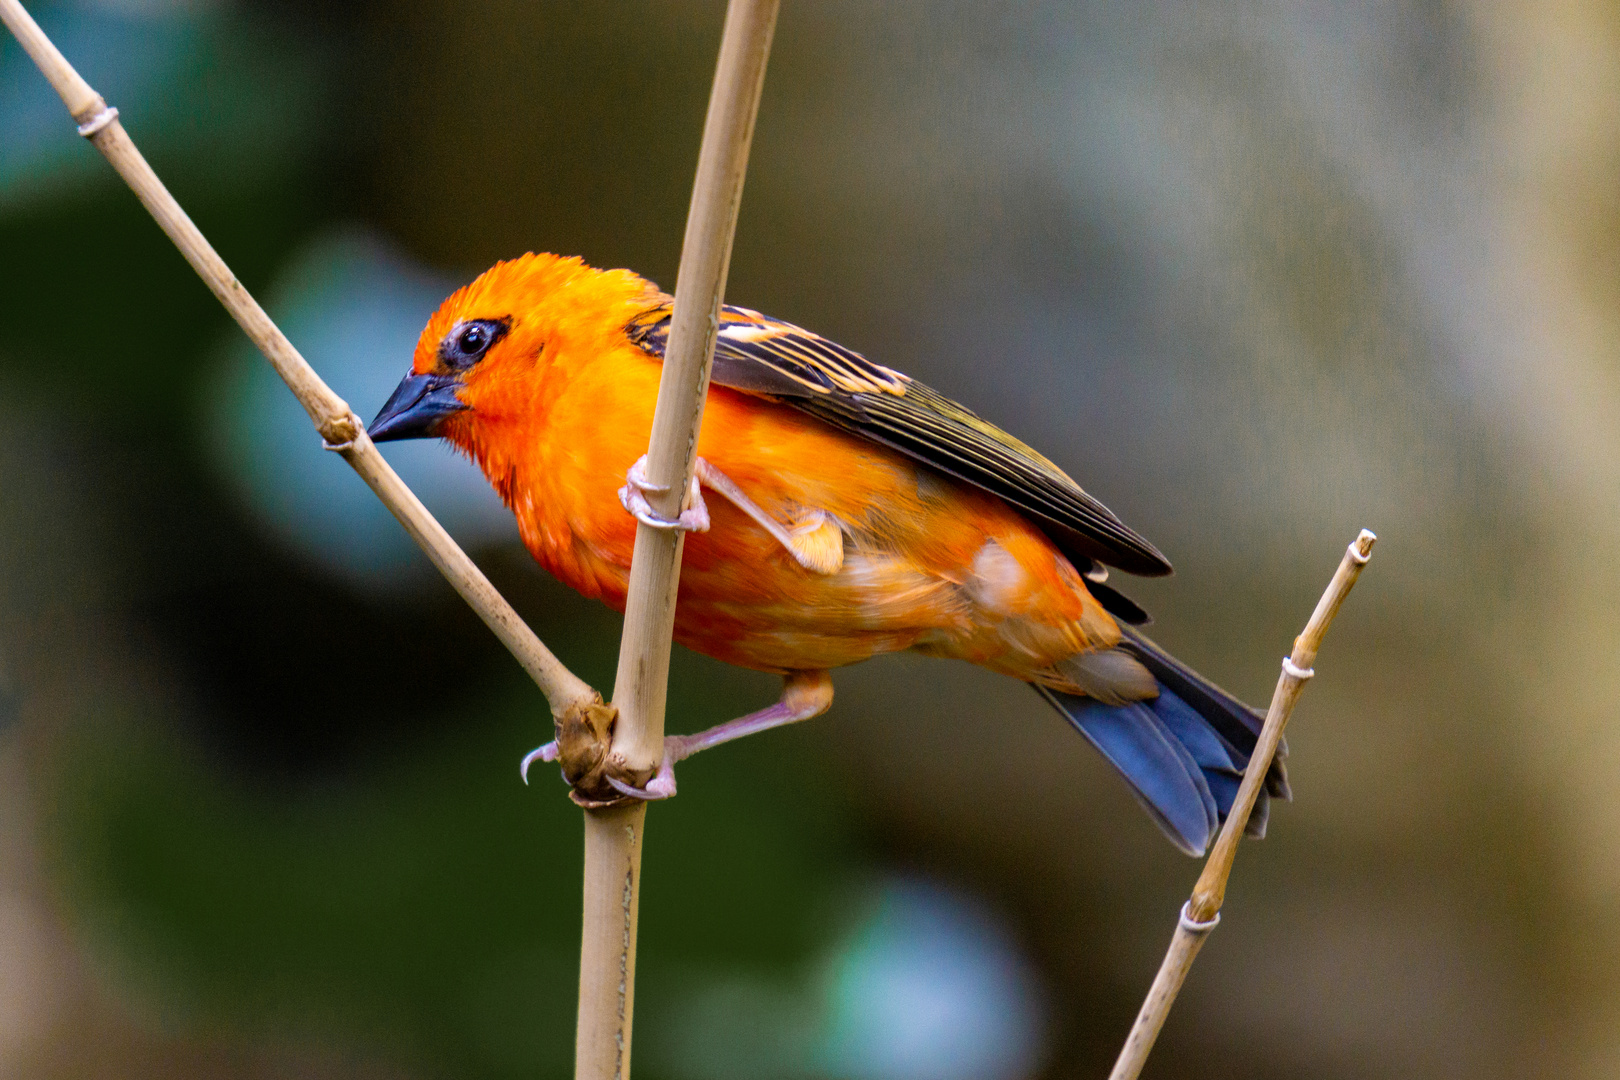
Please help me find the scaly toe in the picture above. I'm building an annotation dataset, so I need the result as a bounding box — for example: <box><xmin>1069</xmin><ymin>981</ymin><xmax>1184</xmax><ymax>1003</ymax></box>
<box><xmin>625</xmin><ymin>455</ymin><xmax>666</xmax><ymax>496</ymax></box>
<box><xmin>607</xmin><ymin>774</ymin><xmax>676</xmax><ymax>801</ymax></box>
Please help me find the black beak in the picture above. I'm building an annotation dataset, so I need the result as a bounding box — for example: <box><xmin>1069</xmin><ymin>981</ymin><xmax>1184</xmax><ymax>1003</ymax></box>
<box><xmin>367</xmin><ymin>372</ymin><xmax>468</xmax><ymax>443</ymax></box>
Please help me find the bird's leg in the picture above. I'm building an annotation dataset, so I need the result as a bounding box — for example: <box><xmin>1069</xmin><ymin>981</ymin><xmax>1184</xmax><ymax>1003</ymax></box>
<box><xmin>618</xmin><ymin>455</ymin><xmax>710</xmax><ymax>531</ymax></box>
<box><xmin>693</xmin><ymin>458</ymin><xmax>844</xmax><ymax>574</ymax></box>
<box><xmin>520</xmin><ymin>670</ymin><xmax>834</xmax><ymax>793</ymax></box>
<box><xmin>617</xmin><ymin>454</ymin><xmax>842</xmax><ymax>573</ymax></box>
<box><xmin>605</xmin><ymin>669</ymin><xmax>834</xmax><ymax>801</ymax></box>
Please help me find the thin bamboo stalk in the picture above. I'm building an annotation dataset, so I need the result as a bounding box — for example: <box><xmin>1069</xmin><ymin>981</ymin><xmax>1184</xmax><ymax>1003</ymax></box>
<box><xmin>1108</xmin><ymin>528</ymin><xmax>1377</xmax><ymax>1080</ymax></box>
<box><xmin>574</xmin><ymin>3</ymin><xmax>778</xmax><ymax>1079</ymax></box>
<box><xmin>0</xmin><ymin>0</ymin><xmax>598</xmax><ymax>719</ymax></box>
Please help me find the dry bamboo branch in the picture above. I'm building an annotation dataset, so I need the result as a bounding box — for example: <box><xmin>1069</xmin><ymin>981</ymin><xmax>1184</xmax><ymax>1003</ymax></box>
<box><xmin>1108</xmin><ymin>528</ymin><xmax>1377</xmax><ymax>1080</ymax></box>
<box><xmin>574</xmin><ymin>2</ymin><xmax>778</xmax><ymax>1079</ymax></box>
<box><xmin>0</xmin><ymin>0</ymin><xmax>597</xmax><ymax>718</ymax></box>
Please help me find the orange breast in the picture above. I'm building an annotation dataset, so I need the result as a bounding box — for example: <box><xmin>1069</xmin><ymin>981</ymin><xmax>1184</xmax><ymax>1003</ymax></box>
<box><xmin>496</xmin><ymin>339</ymin><xmax>1118</xmax><ymax>677</ymax></box>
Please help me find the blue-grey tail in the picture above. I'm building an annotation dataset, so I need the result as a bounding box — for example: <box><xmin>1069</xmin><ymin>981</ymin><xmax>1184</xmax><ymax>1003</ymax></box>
<box><xmin>1035</xmin><ymin>626</ymin><xmax>1291</xmax><ymax>856</ymax></box>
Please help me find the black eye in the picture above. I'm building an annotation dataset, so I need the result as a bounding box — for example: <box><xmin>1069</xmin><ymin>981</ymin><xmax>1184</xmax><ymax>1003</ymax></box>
<box><xmin>440</xmin><ymin>318</ymin><xmax>507</xmax><ymax>369</ymax></box>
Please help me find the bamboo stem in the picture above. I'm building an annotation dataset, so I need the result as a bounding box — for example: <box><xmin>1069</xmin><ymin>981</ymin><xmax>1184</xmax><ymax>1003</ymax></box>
<box><xmin>1108</xmin><ymin>529</ymin><xmax>1377</xmax><ymax>1080</ymax></box>
<box><xmin>574</xmin><ymin>3</ymin><xmax>778</xmax><ymax>1079</ymax></box>
<box><xmin>576</xmin><ymin>803</ymin><xmax>645</xmax><ymax>1080</ymax></box>
<box><xmin>0</xmin><ymin>0</ymin><xmax>597</xmax><ymax>718</ymax></box>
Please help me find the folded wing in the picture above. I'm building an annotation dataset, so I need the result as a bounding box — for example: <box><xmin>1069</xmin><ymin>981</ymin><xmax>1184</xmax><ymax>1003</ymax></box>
<box><xmin>627</xmin><ymin>303</ymin><xmax>1173</xmax><ymax>578</ymax></box>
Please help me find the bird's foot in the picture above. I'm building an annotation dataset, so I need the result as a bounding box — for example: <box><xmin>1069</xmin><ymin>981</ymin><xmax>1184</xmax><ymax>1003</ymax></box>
<box><xmin>618</xmin><ymin>455</ymin><xmax>710</xmax><ymax>532</ymax></box>
<box><xmin>605</xmin><ymin>735</ymin><xmax>690</xmax><ymax>801</ymax></box>
<box><xmin>519</xmin><ymin>740</ymin><xmax>560</xmax><ymax>785</ymax></box>
<box><xmin>599</xmin><ymin>672</ymin><xmax>834</xmax><ymax>802</ymax></box>
<box><xmin>524</xmin><ymin>674</ymin><xmax>833</xmax><ymax>803</ymax></box>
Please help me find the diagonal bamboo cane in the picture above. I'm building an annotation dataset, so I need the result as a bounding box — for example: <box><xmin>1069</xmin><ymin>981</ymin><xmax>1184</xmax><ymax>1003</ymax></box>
<box><xmin>1108</xmin><ymin>528</ymin><xmax>1377</xmax><ymax>1080</ymax></box>
<box><xmin>0</xmin><ymin>0</ymin><xmax>601</xmax><ymax>723</ymax></box>
<box><xmin>574</xmin><ymin>4</ymin><xmax>778</xmax><ymax>1079</ymax></box>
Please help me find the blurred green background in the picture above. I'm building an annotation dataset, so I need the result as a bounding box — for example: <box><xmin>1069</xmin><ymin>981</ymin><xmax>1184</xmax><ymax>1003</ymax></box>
<box><xmin>3</xmin><ymin>1</ymin><xmax>1619</xmax><ymax>1077</ymax></box>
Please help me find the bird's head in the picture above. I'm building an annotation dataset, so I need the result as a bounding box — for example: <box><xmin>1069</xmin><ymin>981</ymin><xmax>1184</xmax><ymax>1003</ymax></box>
<box><xmin>368</xmin><ymin>252</ymin><xmax>659</xmax><ymax>452</ymax></box>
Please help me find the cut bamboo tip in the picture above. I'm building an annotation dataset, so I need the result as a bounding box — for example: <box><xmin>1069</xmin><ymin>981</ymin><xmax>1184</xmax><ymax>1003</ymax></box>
<box><xmin>1188</xmin><ymin>527</ymin><xmax>1375</xmax><ymax>921</ymax></box>
<box><xmin>0</xmin><ymin>0</ymin><xmax>597</xmax><ymax>718</ymax></box>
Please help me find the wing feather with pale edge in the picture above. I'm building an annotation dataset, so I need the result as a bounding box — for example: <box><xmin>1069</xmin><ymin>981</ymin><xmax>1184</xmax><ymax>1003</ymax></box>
<box><xmin>626</xmin><ymin>303</ymin><xmax>1173</xmax><ymax>577</ymax></box>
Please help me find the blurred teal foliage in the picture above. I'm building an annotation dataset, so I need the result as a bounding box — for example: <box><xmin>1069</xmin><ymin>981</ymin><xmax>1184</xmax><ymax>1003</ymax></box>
<box><xmin>0</xmin><ymin>3</ymin><xmax>324</xmax><ymax>208</ymax></box>
<box><xmin>0</xmin><ymin>3</ymin><xmax>330</xmax><ymax>434</ymax></box>
<box><xmin>205</xmin><ymin>231</ymin><xmax>515</xmax><ymax>586</ymax></box>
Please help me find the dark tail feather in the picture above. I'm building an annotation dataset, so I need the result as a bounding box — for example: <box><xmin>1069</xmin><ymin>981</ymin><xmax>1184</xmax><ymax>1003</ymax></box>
<box><xmin>1036</xmin><ymin>627</ymin><xmax>1290</xmax><ymax>856</ymax></box>
<box><xmin>1116</xmin><ymin>625</ymin><xmax>1291</xmax><ymax>804</ymax></box>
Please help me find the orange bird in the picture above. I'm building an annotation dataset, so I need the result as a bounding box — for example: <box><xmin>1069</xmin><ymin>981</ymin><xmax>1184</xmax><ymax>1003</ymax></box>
<box><xmin>369</xmin><ymin>253</ymin><xmax>1287</xmax><ymax>855</ymax></box>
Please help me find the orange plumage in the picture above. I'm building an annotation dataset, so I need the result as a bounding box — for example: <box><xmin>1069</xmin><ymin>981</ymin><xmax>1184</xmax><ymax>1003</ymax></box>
<box><xmin>419</xmin><ymin>254</ymin><xmax>1111</xmax><ymax>683</ymax></box>
<box><xmin>370</xmin><ymin>253</ymin><xmax>1288</xmax><ymax>854</ymax></box>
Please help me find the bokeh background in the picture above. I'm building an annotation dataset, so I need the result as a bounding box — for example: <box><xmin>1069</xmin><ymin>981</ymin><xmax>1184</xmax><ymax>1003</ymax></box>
<box><xmin>2</xmin><ymin>0</ymin><xmax>1618</xmax><ymax>1077</ymax></box>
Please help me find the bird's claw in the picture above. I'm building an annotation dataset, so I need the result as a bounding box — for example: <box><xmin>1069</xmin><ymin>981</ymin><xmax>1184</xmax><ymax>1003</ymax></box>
<box><xmin>618</xmin><ymin>455</ymin><xmax>710</xmax><ymax>532</ymax></box>
<box><xmin>520</xmin><ymin>740</ymin><xmax>560</xmax><ymax>785</ymax></box>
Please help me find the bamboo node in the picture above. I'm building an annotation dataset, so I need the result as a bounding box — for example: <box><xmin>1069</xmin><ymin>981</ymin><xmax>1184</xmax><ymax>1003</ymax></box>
<box><xmin>1281</xmin><ymin>656</ymin><xmax>1315</xmax><ymax>680</ymax></box>
<box><xmin>75</xmin><ymin>102</ymin><xmax>118</xmax><ymax>138</ymax></box>
<box><xmin>553</xmin><ymin>697</ymin><xmax>655</xmax><ymax>808</ymax></box>
<box><xmin>318</xmin><ymin>411</ymin><xmax>364</xmax><ymax>451</ymax></box>
<box><xmin>1186</xmin><ymin>891</ymin><xmax>1220</xmax><ymax>924</ymax></box>
<box><xmin>1178</xmin><ymin>901</ymin><xmax>1220</xmax><ymax>934</ymax></box>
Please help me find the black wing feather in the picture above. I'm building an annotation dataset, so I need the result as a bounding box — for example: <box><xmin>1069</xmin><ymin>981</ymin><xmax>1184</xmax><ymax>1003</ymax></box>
<box><xmin>626</xmin><ymin>303</ymin><xmax>1173</xmax><ymax>578</ymax></box>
